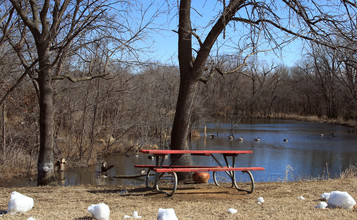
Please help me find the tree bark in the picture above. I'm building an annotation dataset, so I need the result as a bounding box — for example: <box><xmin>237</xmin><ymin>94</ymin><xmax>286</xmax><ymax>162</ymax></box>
<box><xmin>37</xmin><ymin>44</ymin><xmax>56</xmax><ymax>186</ymax></box>
<box><xmin>170</xmin><ymin>72</ymin><xmax>198</xmax><ymax>178</ymax></box>
<box><xmin>2</xmin><ymin>103</ymin><xmax>5</xmax><ymax>161</ymax></box>
<box><xmin>171</xmin><ymin>75</ymin><xmax>198</xmax><ymax>151</ymax></box>
<box><xmin>171</xmin><ymin>0</ymin><xmax>194</xmax><ymax>151</ymax></box>
<box><xmin>169</xmin><ymin>0</ymin><xmax>195</xmax><ymax>178</ymax></box>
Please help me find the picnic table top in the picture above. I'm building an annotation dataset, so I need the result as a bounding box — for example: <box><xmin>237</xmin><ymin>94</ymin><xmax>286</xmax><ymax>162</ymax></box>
<box><xmin>139</xmin><ymin>149</ymin><xmax>253</xmax><ymax>155</ymax></box>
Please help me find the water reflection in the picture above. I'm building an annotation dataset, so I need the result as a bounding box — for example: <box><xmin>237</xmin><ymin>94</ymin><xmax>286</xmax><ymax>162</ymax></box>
<box><xmin>6</xmin><ymin>119</ymin><xmax>357</xmax><ymax>186</ymax></box>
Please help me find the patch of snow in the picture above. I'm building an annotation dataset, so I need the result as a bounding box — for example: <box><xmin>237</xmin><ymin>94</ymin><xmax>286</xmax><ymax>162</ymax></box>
<box><xmin>157</xmin><ymin>208</ymin><xmax>178</xmax><ymax>220</ymax></box>
<box><xmin>87</xmin><ymin>203</ymin><xmax>110</xmax><ymax>220</ymax></box>
<box><xmin>315</xmin><ymin>202</ymin><xmax>328</xmax><ymax>209</ymax></box>
<box><xmin>132</xmin><ymin>211</ymin><xmax>142</xmax><ymax>219</ymax></box>
<box><xmin>227</xmin><ymin>208</ymin><xmax>238</xmax><ymax>214</ymax></box>
<box><xmin>321</xmin><ymin>192</ymin><xmax>331</xmax><ymax>201</ymax></box>
<box><xmin>7</xmin><ymin>191</ymin><xmax>34</xmax><ymax>214</ymax></box>
<box><xmin>327</xmin><ymin>191</ymin><xmax>356</xmax><ymax>209</ymax></box>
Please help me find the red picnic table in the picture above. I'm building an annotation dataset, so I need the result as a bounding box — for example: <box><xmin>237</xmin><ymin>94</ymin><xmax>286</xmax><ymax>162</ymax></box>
<box><xmin>135</xmin><ymin>149</ymin><xmax>264</xmax><ymax>196</ymax></box>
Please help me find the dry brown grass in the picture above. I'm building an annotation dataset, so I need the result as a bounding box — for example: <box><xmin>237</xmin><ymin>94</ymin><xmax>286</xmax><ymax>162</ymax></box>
<box><xmin>1</xmin><ymin>177</ymin><xmax>357</xmax><ymax>219</ymax></box>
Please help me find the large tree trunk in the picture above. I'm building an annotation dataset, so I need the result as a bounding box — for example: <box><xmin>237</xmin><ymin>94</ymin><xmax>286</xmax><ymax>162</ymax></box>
<box><xmin>169</xmin><ymin>0</ymin><xmax>195</xmax><ymax>179</ymax></box>
<box><xmin>170</xmin><ymin>71</ymin><xmax>198</xmax><ymax>179</ymax></box>
<box><xmin>171</xmin><ymin>73</ymin><xmax>200</xmax><ymax>150</ymax></box>
<box><xmin>37</xmin><ymin>46</ymin><xmax>56</xmax><ymax>186</ymax></box>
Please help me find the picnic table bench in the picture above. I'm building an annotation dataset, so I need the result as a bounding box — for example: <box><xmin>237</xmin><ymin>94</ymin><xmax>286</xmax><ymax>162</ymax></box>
<box><xmin>135</xmin><ymin>149</ymin><xmax>264</xmax><ymax>196</ymax></box>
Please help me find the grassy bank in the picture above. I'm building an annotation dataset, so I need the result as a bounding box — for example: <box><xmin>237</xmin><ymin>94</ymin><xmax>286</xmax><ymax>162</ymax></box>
<box><xmin>0</xmin><ymin>177</ymin><xmax>356</xmax><ymax>219</ymax></box>
<box><xmin>278</xmin><ymin>114</ymin><xmax>357</xmax><ymax>128</ymax></box>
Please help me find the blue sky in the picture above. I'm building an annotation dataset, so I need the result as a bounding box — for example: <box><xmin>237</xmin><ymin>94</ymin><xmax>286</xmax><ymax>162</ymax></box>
<box><xmin>138</xmin><ymin>1</ymin><xmax>306</xmax><ymax>68</ymax></box>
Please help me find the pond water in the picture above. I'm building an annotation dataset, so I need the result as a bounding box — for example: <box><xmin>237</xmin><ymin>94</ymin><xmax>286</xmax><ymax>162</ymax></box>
<box><xmin>10</xmin><ymin>119</ymin><xmax>357</xmax><ymax>187</ymax></box>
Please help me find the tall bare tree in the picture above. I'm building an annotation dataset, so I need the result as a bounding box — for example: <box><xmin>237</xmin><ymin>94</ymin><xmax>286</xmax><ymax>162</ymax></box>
<box><xmin>8</xmin><ymin>0</ymin><xmax>107</xmax><ymax>185</ymax></box>
<box><xmin>171</xmin><ymin>0</ymin><xmax>357</xmax><ymax>173</ymax></box>
<box><xmin>8</xmin><ymin>0</ymin><xmax>157</xmax><ymax>185</ymax></box>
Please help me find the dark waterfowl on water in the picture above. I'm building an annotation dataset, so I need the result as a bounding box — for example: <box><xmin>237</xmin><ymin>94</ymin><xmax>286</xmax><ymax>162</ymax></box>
<box><xmin>100</xmin><ymin>161</ymin><xmax>114</xmax><ymax>177</ymax></box>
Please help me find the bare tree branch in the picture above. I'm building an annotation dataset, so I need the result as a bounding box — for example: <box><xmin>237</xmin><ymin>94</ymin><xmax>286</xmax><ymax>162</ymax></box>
<box><xmin>0</xmin><ymin>60</ymin><xmax>38</xmax><ymax>106</ymax></box>
<box><xmin>52</xmin><ymin>74</ymin><xmax>114</xmax><ymax>83</ymax></box>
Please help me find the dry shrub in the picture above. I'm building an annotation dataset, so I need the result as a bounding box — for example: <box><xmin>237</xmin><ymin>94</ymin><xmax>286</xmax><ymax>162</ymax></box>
<box><xmin>190</xmin><ymin>130</ymin><xmax>201</xmax><ymax>137</ymax></box>
<box><xmin>0</xmin><ymin>147</ymin><xmax>37</xmax><ymax>179</ymax></box>
<box><xmin>340</xmin><ymin>165</ymin><xmax>357</xmax><ymax>179</ymax></box>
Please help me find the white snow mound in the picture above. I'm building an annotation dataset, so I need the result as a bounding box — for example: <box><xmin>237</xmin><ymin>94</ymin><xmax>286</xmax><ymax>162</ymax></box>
<box><xmin>132</xmin><ymin>211</ymin><xmax>142</xmax><ymax>219</ymax></box>
<box><xmin>315</xmin><ymin>202</ymin><xmax>328</xmax><ymax>209</ymax></box>
<box><xmin>7</xmin><ymin>191</ymin><xmax>34</xmax><ymax>214</ymax></box>
<box><xmin>327</xmin><ymin>191</ymin><xmax>356</xmax><ymax>209</ymax></box>
<box><xmin>228</xmin><ymin>208</ymin><xmax>238</xmax><ymax>214</ymax></box>
<box><xmin>321</xmin><ymin>192</ymin><xmax>331</xmax><ymax>201</ymax></box>
<box><xmin>87</xmin><ymin>203</ymin><xmax>110</xmax><ymax>220</ymax></box>
<box><xmin>157</xmin><ymin>208</ymin><xmax>178</xmax><ymax>220</ymax></box>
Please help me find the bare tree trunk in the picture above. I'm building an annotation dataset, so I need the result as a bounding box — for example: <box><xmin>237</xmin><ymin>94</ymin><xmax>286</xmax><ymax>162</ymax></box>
<box><xmin>170</xmin><ymin>73</ymin><xmax>198</xmax><ymax>178</ymax></box>
<box><xmin>87</xmin><ymin>79</ymin><xmax>100</xmax><ymax>164</ymax></box>
<box><xmin>79</xmin><ymin>81</ymin><xmax>92</xmax><ymax>159</ymax></box>
<box><xmin>37</xmin><ymin>47</ymin><xmax>55</xmax><ymax>186</ymax></box>
<box><xmin>1</xmin><ymin>103</ymin><xmax>5</xmax><ymax>161</ymax></box>
<box><xmin>171</xmin><ymin>74</ymin><xmax>199</xmax><ymax>151</ymax></box>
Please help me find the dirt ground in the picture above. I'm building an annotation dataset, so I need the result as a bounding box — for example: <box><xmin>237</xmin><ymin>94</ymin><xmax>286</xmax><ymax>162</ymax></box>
<box><xmin>0</xmin><ymin>177</ymin><xmax>356</xmax><ymax>219</ymax></box>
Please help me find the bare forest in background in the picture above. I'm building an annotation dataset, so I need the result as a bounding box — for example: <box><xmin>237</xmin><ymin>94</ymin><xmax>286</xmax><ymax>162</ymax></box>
<box><xmin>1</xmin><ymin>44</ymin><xmax>357</xmax><ymax>179</ymax></box>
<box><xmin>1</xmin><ymin>0</ymin><xmax>357</xmax><ymax>180</ymax></box>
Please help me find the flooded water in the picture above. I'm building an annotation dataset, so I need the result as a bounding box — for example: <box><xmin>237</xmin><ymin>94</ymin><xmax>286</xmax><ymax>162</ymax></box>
<box><xmin>9</xmin><ymin>119</ymin><xmax>357</xmax><ymax>187</ymax></box>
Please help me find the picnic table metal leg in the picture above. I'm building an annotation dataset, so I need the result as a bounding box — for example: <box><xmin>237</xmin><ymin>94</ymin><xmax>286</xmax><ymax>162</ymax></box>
<box><xmin>212</xmin><ymin>154</ymin><xmax>255</xmax><ymax>193</ymax></box>
<box><xmin>152</xmin><ymin>155</ymin><xmax>166</xmax><ymax>187</ymax></box>
<box><xmin>225</xmin><ymin>155</ymin><xmax>237</xmax><ymax>188</ymax></box>
<box><xmin>145</xmin><ymin>155</ymin><xmax>178</xmax><ymax>196</ymax></box>
<box><xmin>213</xmin><ymin>154</ymin><xmax>236</xmax><ymax>188</ymax></box>
<box><xmin>213</xmin><ymin>169</ymin><xmax>255</xmax><ymax>193</ymax></box>
<box><xmin>155</xmin><ymin>172</ymin><xmax>178</xmax><ymax>197</ymax></box>
<box><xmin>145</xmin><ymin>168</ymin><xmax>155</xmax><ymax>188</ymax></box>
<box><xmin>145</xmin><ymin>155</ymin><xmax>166</xmax><ymax>189</ymax></box>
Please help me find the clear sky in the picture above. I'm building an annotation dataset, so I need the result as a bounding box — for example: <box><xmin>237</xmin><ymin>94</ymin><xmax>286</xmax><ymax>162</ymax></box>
<box><xmin>137</xmin><ymin>1</ymin><xmax>306</xmax><ymax>68</ymax></box>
